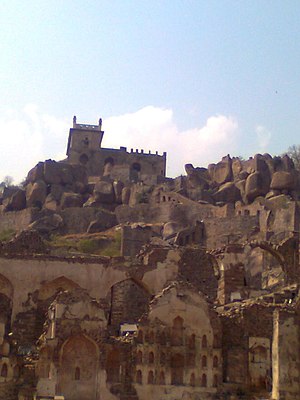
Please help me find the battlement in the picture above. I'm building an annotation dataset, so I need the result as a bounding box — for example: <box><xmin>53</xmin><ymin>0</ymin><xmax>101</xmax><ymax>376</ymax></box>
<box><xmin>72</xmin><ymin>115</ymin><xmax>102</xmax><ymax>131</ymax></box>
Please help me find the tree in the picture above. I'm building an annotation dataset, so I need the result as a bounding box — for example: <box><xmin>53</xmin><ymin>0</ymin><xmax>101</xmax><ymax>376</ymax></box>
<box><xmin>282</xmin><ymin>145</ymin><xmax>300</xmax><ymax>170</ymax></box>
<box><xmin>0</xmin><ymin>176</ymin><xmax>14</xmax><ymax>189</ymax></box>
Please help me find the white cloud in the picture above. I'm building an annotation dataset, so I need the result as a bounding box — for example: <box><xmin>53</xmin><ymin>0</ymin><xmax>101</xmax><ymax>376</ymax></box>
<box><xmin>255</xmin><ymin>125</ymin><xmax>271</xmax><ymax>151</ymax></box>
<box><xmin>0</xmin><ymin>105</ymin><xmax>69</xmax><ymax>183</ymax></box>
<box><xmin>103</xmin><ymin>106</ymin><xmax>239</xmax><ymax>176</ymax></box>
<box><xmin>0</xmin><ymin>105</ymin><xmax>239</xmax><ymax>183</ymax></box>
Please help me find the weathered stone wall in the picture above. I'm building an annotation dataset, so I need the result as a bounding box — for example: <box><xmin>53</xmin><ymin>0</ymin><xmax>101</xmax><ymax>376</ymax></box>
<box><xmin>0</xmin><ymin>208</ymin><xmax>37</xmax><ymax>233</ymax></box>
<box><xmin>204</xmin><ymin>215</ymin><xmax>259</xmax><ymax>249</ymax></box>
<box><xmin>60</xmin><ymin>207</ymin><xmax>117</xmax><ymax>234</ymax></box>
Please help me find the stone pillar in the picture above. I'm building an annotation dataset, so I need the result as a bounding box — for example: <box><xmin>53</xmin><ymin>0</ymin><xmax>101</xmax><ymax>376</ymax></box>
<box><xmin>272</xmin><ymin>309</ymin><xmax>300</xmax><ymax>400</ymax></box>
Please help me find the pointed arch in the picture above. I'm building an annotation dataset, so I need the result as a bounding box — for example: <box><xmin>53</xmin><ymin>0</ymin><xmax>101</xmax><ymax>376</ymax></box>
<box><xmin>59</xmin><ymin>334</ymin><xmax>98</xmax><ymax>400</ymax></box>
<box><xmin>38</xmin><ymin>276</ymin><xmax>80</xmax><ymax>301</ymax></box>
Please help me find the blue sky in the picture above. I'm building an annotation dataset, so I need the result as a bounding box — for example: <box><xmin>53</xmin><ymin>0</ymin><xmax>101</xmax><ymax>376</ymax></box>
<box><xmin>1</xmin><ymin>1</ymin><xmax>300</xmax><ymax>182</ymax></box>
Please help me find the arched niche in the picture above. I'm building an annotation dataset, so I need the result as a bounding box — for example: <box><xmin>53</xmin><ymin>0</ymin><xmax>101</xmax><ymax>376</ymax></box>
<box><xmin>38</xmin><ymin>276</ymin><xmax>80</xmax><ymax>301</ymax></box>
<box><xmin>244</xmin><ymin>244</ymin><xmax>284</xmax><ymax>290</ymax></box>
<box><xmin>171</xmin><ymin>353</ymin><xmax>184</xmax><ymax>385</ymax></box>
<box><xmin>79</xmin><ymin>153</ymin><xmax>89</xmax><ymax>166</ymax></box>
<box><xmin>108</xmin><ymin>278</ymin><xmax>152</xmax><ymax>334</ymax></box>
<box><xmin>59</xmin><ymin>334</ymin><xmax>99</xmax><ymax>400</ymax></box>
<box><xmin>106</xmin><ymin>348</ymin><xmax>121</xmax><ymax>383</ymax></box>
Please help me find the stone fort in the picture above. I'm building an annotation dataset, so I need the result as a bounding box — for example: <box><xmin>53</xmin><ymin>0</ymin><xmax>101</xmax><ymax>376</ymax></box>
<box><xmin>0</xmin><ymin>117</ymin><xmax>299</xmax><ymax>400</ymax></box>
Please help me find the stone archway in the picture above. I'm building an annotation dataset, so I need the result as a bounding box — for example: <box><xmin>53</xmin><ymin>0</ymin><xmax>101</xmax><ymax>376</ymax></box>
<box><xmin>59</xmin><ymin>334</ymin><xmax>99</xmax><ymax>400</ymax></box>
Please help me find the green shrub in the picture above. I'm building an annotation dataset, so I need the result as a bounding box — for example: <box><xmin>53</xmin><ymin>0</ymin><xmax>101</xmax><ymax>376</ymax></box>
<box><xmin>0</xmin><ymin>229</ymin><xmax>16</xmax><ymax>242</ymax></box>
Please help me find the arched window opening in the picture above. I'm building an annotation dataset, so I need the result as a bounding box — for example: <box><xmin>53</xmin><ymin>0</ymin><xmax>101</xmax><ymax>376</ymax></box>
<box><xmin>189</xmin><ymin>334</ymin><xmax>196</xmax><ymax>349</ymax></box>
<box><xmin>149</xmin><ymin>352</ymin><xmax>154</xmax><ymax>364</ymax></box>
<box><xmin>148</xmin><ymin>370</ymin><xmax>154</xmax><ymax>384</ymax></box>
<box><xmin>213</xmin><ymin>356</ymin><xmax>218</xmax><ymax>368</ymax></box>
<box><xmin>171</xmin><ymin>353</ymin><xmax>184</xmax><ymax>385</ymax></box>
<box><xmin>202</xmin><ymin>335</ymin><xmax>207</xmax><ymax>348</ymax></box>
<box><xmin>202</xmin><ymin>355</ymin><xmax>207</xmax><ymax>368</ymax></box>
<box><xmin>79</xmin><ymin>153</ymin><xmax>89</xmax><ymax>165</ymax></box>
<box><xmin>201</xmin><ymin>373</ymin><xmax>207</xmax><ymax>387</ymax></box>
<box><xmin>159</xmin><ymin>371</ymin><xmax>165</xmax><ymax>385</ymax></box>
<box><xmin>104</xmin><ymin>157</ymin><xmax>114</xmax><ymax>166</ymax></box>
<box><xmin>213</xmin><ymin>374</ymin><xmax>218</xmax><ymax>387</ymax></box>
<box><xmin>132</xmin><ymin>162</ymin><xmax>141</xmax><ymax>172</ymax></box>
<box><xmin>171</xmin><ymin>316</ymin><xmax>184</xmax><ymax>346</ymax></box>
<box><xmin>1</xmin><ymin>363</ymin><xmax>8</xmax><ymax>378</ymax></box>
<box><xmin>136</xmin><ymin>370</ymin><xmax>142</xmax><ymax>384</ymax></box>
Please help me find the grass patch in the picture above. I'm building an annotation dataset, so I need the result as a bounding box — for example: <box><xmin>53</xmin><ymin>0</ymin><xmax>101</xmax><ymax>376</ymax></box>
<box><xmin>78</xmin><ymin>238</ymin><xmax>99</xmax><ymax>254</ymax></box>
<box><xmin>98</xmin><ymin>230</ymin><xmax>121</xmax><ymax>257</ymax></box>
<box><xmin>48</xmin><ymin>229</ymin><xmax>122</xmax><ymax>256</ymax></box>
<box><xmin>0</xmin><ymin>229</ymin><xmax>16</xmax><ymax>242</ymax></box>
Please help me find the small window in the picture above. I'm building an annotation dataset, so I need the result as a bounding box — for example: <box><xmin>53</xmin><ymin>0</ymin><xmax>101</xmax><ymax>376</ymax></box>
<box><xmin>202</xmin><ymin>335</ymin><xmax>207</xmax><ymax>348</ymax></box>
<box><xmin>213</xmin><ymin>374</ymin><xmax>218</xmax><ymax>387</ymax></box>
<box><xmin>213</xmin><ymin>356</ymin><xmax>218</xmax><ymax>368</ymax></box>
<box><xmin>79</xmin><ymin>153</ymin><xmax>89</xmax><ymax>165</ymax></box>
<box><xmin>159</xmin><ymin>371</ymin><xmax>165</xmax><ymax>385</ymax></box>
<box><xmin>148</xmin><ymin>370</ymin><xmax>154</xmax><ymax>384</ymax></box>
<box><xmin>201</xmin><ymin>373</ymin><xmax>207</xmax><ymax>387</ymax></box>
<box><xmin>202</xmin><ymin>355</ymin><xmax>207</xmax><ymax>368</ymax></box>
<box><xmin>136</xmin><ymin>370</ymin><xmax>142</xmax><ymax>384</ymax></box>
<box><xmin>149</xmin><ymin>352</ymin><xmax>154</xmax><ymax>364</ymax></box>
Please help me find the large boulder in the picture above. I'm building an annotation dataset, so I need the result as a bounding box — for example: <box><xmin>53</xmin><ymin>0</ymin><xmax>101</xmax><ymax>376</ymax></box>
<box><xmin>94</xmin><ymin>181</ymin><xmax>115</xmax><ymax>204</ymax></box>
<box><xmin>26</xmin><ymin>180</ymin><xmax>47</xmax><ymax>208</ymax></box>
<box><xmin>43</xmin><ymin>160</ymin><xmax>73</xmax><ymax>185</ymax></box>
<box><xmin>60</xmin><ymin>192</ymin><xmax>83</xmax><ymax>209</ymax></box>
<box><xmin>208</xmin><ymin>155</ymin><xmax>232</xmax><ymax>184</ymax></box>
<box><xmin>71</xmin><ymin>164</ymin><xmax>88</xmax><ymax>186</ymax></box>
<box><xmin>232</xmin><ymin>158</ymin><xmax>243</xmax><ymax>180</ymax></box>
<box><xmin>270</xmin><ymin>171</ymin><xmax>296</xmax><ymax>191</ymax></box>
<box><xmin>50</xmin><ymin>184</ymin><xmax>64</xmax><ymax>202</ymax></box>
<box><xmin>29</xmin><ymin>212</ymin><xmax>63</xmax><ymax>234</ymax></box>
<box><xmin>44</xmin><ymin>194</ymin><xmax>58</xmax><ymax>211</ymax></box>
<box><xmin>3</xmin><ymin>189</ymin><xmax>26</xmax><ymax>211</ymax></box>
<box><xmin>86</xmin><ymin>213</ymin><xmax>118</xmax><ymax>233</ymax></box>
<box><xmin>213</xmin><ymin>182</ymin><xmax>241</xmax><ymax>204</ymax></box>
<box><xmin>26</xmin><ymin>162</ymin><xmax>44</xmax><ymax>183</ymax></box>
<box><xmin>245</xmin><ymin>171</ymin><xmax>269</xmax><ymax>203</ymax></box>
<box><xmin>185</xmin><ymin>164</ymin><xmax>209</xmax><ymax>189</ymax></box>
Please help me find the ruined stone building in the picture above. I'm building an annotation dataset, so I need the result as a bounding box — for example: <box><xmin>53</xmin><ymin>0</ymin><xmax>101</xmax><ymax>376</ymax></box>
<box><xmin>0</xmin><ymin>118</ymin><xmax>299</xmax><ymax>400</ymax></box>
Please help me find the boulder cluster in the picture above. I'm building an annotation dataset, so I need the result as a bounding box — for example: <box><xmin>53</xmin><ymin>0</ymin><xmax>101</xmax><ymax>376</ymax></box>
<box><xmin>1</xmin><ymin>160</ymin><xmax>131</xmax><ymax>213</ymax></box>
<box><xmin>184</xmin><ymin>153</ymin><xmax>299</xmax><ymax>205</ymax></box>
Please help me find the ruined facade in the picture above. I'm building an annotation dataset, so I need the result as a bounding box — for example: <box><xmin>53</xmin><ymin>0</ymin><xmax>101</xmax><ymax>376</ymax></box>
<box><xmin>0</xmin><ymin>118</ymin><xmax>299</xmax><ymax>399</ymax></box>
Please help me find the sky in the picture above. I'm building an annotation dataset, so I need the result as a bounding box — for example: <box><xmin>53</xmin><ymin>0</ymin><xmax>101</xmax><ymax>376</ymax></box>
<box><xmin>1</xmin><ymin>0</ymin><xmax>300</xmax><ymax>183</ymax></box>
